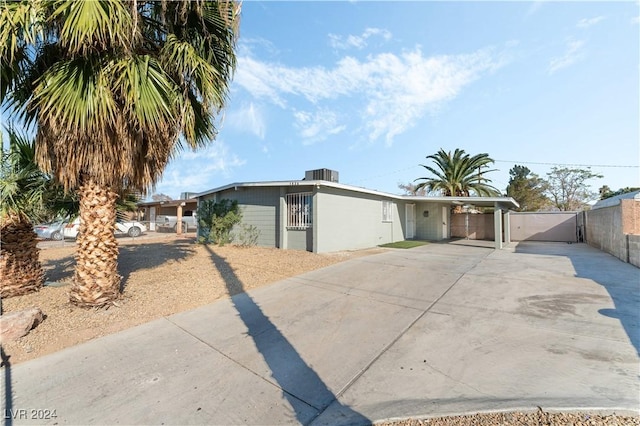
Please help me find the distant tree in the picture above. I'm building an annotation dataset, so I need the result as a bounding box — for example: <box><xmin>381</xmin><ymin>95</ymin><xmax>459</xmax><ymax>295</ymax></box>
<box><xmin>505</xmin><ymin>165</ymin><xmax>550</xmax><ymax>211</ymax></box>
<box><xmin>415</xmin><ymin>148</ymin><xmax>500</xmax><ymax>197</ymax></box>
<box><xmin>398</xmin><ymin>182</ymin><xmax>427</xmax><ymax>196</ymax></box>
<box><xmin>545</xmin><ymin>167</ymin><xmax>603</xmax><ymax>211</ymax></box>
<box><xmin>599</xmin><ymin>186</ymin><xmax>640</xmax><ymax>200</ymax></box>
<box><xmin>152</xmin><ymin>193</ymin><xmax>173</xmax><ymax>202</ymax></box>
<box><xmin>598</xmin><ymin>185</ymin><xmax>612</xmax><ymax>200</ymax></box>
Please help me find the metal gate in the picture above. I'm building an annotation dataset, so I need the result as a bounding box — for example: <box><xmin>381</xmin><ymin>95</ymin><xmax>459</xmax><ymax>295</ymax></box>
<box><xmin>510</xmin><ymin>212</ymin><xmax>578</xmax><ymax>242</ymax></box>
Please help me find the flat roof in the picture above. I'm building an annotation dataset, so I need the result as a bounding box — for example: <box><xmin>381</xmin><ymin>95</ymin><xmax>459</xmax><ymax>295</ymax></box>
<box><xmin>196</xmin><ymin>180</ymin><xmax>519</xmax><ymax>210</ymax></box>
<box><xmin>137</xmin><ymin>198</ymin><xmax>198</xmax><ymax>207</ymax></box>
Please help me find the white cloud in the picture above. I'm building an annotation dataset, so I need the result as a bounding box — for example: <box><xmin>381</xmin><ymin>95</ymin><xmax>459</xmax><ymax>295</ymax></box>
<box><xmin>235</xmin><ymin>46</ymin><xmax>507</xmax><ymax>145</ymax></box>
<box><xmin>226</xmin><ymin>102</ymin><xmax>266</xmax><ymax>139</ymax></box>
<box><xmin>155</xmin><ymin>140</ymin><xmax>246</xmax><ymax>197</ymax></box>
<box><xmin>548</xmin><ymin>39</ymin><xmax>585</xmax><ymax>74</ymax></box>
<box><xmin>577</xmin><ymin>16</ymin><xmax>605</xmax><ymax>28</ymax></box>
<box><xmin>329</xmin><ymin>28</ymin><xmax>392</xmax><ymax>50</ymax></box>
<box><xmin>293</xmin><ymin>109</ymin><xmax>346</xmax><ymax>144</ymax></box>
<box><xmin>525</xmin><ymin>1</ymin><xmax>543</xmax><ymax>17</ymax></box>
<box><xmin>632</xmin><ymin>16</ymin><xmax>640</xmax><ymax>25</ymax></box>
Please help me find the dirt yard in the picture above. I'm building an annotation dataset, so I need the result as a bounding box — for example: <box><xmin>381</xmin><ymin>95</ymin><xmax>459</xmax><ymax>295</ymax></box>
<box><xmin>2</xmin><ymin>234</ymin><xmax>382</xmax><ymax>365</ymax></box>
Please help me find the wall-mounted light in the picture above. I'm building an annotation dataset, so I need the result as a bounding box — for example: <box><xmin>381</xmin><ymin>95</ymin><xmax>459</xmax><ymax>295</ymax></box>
<box><xmin>423</xmin><ymin>210</ymin><xmax>429</xmax><ymax>217</ymax></box>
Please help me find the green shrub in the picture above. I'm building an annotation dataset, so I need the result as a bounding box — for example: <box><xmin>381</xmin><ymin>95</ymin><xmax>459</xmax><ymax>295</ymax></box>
<box><xmin>197</xmin><ymin>199</ymin><xmax>241</xmax><ymax>245</ymax></box>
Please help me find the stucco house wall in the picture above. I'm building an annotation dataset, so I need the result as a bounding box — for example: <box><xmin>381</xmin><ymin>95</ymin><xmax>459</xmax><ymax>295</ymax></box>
<box><xmin>314</xmin><ymin>186</ymin><xmax>405</xmax><ymax>253</ymax></box>
<box><xmin>413</xmin><ymin>202</ymin><xmax>448</xmax><ymax>240</ymax></box>
<box><xmin>200</xmin><ymin>187</ymin><xmax>281</xmax><ymax>248</ymax></box>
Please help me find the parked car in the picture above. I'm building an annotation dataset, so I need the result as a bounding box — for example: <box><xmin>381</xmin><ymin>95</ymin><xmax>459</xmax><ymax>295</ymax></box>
<box><xmin>33</xmin><ymin>221</ymin><xmax>65</xmax><ymax>241</ymax></box>
<box><xmin>62</xmin><ymin>218</ymin><xmax>147</xmax><ymax>239</ymax></box>
<box><xmin>155</xmin><ymin>210</ymin><xmax>197</xmax><ymax>232</ymax></box>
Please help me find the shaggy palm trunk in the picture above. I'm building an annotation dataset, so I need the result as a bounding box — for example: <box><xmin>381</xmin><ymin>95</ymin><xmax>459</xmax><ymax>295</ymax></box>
<box><xmin>0</xmin><ymin>214</ymin><xmax>45</xmax><ymax>298</ymax></box>
<box><xmin>69</xmin><ymin>179</ymin><xmax>121</xmax><ymax>307</ymax></box>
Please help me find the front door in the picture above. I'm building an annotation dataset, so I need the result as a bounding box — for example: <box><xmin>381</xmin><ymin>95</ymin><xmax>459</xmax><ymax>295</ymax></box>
<box><xmin>442</xmin><ymin>206</ymin><xmax>448</xmax><ymax>239</ymax></box>
<box><xmin>406</xmin><ymin>204</ymin><xmax>415</xmax><ymax>239</ymax></box>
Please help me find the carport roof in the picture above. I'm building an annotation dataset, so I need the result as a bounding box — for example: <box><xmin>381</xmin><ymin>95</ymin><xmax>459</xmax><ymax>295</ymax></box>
<box><xmin>196</xmin><ymin>180</ymin><xmax>519</xmax><ymax>210</ymax></box>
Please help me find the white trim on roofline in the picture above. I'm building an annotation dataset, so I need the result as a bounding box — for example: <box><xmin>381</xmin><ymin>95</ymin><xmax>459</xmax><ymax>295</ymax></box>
<box><xmin>195</xmin><ymin>180</ymin><xmax>519</xmax><ymax>209</ymax></box>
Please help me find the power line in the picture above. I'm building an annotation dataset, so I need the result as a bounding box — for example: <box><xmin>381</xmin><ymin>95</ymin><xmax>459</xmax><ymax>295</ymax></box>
<box><xmin>494</xmin><ymin>160</ymin><xmax>639</xmax><ymax>168</ymax></box>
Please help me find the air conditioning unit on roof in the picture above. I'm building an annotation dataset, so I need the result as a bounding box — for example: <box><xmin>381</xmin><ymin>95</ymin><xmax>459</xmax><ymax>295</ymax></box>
<box><xmin>304</xmin><ymin>169</ymin><xmax>339</xmax><ymax>182</ymax></box>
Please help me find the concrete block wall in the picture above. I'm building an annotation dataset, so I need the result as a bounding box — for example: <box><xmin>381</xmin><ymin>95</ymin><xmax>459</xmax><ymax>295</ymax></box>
<box><xmin>585</xmin><ymin>200</ymin><xmax>639</xmax><ymax>267</ymax></box>
<box><xmin>629</xmin><ymin>235</ymin><xmax>640</xmax><ymax>268</ymax></box>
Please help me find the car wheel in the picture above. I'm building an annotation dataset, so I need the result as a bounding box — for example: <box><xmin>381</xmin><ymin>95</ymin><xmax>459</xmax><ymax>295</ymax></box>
<box><xmin>50</xmin><ymin>231</ymin><xmax>63</xmax><ymax>241</ymax></box>
<box><xmin>128</xmin><ymin>226</ymin><xmax>141</xmax><ymax>237</ymax></box>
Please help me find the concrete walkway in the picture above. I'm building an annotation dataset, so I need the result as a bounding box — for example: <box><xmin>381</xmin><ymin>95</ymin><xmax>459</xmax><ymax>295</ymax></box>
<box><xmin>2</xmin><ymin>242</ymin><xmax>638</xmax><ymax>425</ymax></box>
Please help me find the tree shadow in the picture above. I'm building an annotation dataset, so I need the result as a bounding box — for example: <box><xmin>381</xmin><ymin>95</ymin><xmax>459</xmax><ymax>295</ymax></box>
<box><xmin>203</xmin><ymin>245</ymin><xmax>369</xmax><ymax>425</ymax></box>
<box><xmin>515</xmin><ymin>242</ymin><xmax>640</xmax><ymax>356</ymax></box>
<box><xmin>39</xmin><ymin>240</ymin><xmax>196</xmax><ymax>293</ymax></box>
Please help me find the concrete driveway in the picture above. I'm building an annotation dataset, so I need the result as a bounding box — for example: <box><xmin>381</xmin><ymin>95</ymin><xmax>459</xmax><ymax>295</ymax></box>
<box><xmin>2</xmin><ymin>241</ymin><xmax>638</xmax><ymax>425</ymax></box>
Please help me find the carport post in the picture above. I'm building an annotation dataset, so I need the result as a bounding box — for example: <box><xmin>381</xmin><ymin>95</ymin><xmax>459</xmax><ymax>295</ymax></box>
<box><xmin>504</xmin><ymin>210</ymin><xmax>511</xmax><ymax>245</ymax></box>
<box><xmin>494</xmin><ymin>205</ymin><xmax>503</xmax><ymax>250</ymax></box>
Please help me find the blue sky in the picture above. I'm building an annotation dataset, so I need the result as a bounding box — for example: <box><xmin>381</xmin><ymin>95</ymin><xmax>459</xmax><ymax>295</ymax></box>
<box><xmin>156</xmin><ymin>0</ymin><xmax>639</xmax><ymax>199</ymax></box>
<box><xmin>6</xmin><ymin>1</ymin><xmax>638</xmax><ymax>200</ymax></box>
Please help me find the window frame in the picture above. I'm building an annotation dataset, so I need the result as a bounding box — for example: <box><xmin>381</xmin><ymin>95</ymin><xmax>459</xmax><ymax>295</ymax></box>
<box><xmin>286</xmin><ymin>192</ymin><xmax>313</xmax><ymax>229</ymax></box>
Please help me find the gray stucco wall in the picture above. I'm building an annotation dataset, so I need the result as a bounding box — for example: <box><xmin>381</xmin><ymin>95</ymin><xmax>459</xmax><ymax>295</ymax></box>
<box><xmin>314</xmin><ymin>187</ymin><xmax>405</xmax><ymax>253</ymax></box>
<box><xmin>413</xmin><ymin>202</ymin><xmax>448</xmax><ymax>240</ymax></box>
<box><xmin>200</xmin><ymin>187</ymin><xmax>280</xmax><ymax>248</ymax></box>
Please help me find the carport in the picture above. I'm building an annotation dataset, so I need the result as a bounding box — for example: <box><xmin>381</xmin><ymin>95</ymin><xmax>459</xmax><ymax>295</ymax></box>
<box><xmin>405</xmin><ymin>196</ymin><xmax>520</xmax><ymax>249</ymax></box>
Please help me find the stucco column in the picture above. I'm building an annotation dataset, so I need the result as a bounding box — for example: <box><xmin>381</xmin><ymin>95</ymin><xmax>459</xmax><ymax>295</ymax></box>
<box><xmin>279</xmin><ymin>188</ymin><xmax>287</xmax><ymax>249</ymax></box>
<box><xmin>176</xmin><ymin>203</ymin><xmax>184</xmax><ymax>235</ymax></box>
<box><xmin>494</xmin><ymin>205</ymin><xmax>503</xmax><ymax>250</ymax></box>
<box><xmin>312</xmin><ymin>186</ymin><xmax>319</xmax><ymax>253</ymax></box>
<box><xmin>504</xmin><ymin>209</ymin><xmax>511</xmax><ymax>245</ymax></box>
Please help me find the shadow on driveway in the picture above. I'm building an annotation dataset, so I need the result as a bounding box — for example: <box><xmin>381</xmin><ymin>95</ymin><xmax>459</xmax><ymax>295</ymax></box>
<box><xmin>203</xmin><ymin>245</ymin><xmax>369</xmax><ymax>425</ymax></box>
<box><xmin>515</xmin><ymin>242</ymin><xmax>640</xmax><ymax>356</ymax></box>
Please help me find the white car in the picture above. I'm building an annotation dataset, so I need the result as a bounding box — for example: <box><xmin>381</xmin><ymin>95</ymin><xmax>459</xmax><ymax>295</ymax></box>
<box><xmin>63</xmin><ymin>218</ymin><xmax>147</xmax><ymax>239</ymax></box>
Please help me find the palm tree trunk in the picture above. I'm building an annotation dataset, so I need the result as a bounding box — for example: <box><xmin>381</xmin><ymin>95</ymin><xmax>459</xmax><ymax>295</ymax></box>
<box><xmin>69</xmin><ymin>179</ymin><xmax>121</xmax><ymax>307</ymax></box>
<box><xmin>0</xmin><ymin>214</ymin><xmax>45</xmax><ymax>298</ymax></box>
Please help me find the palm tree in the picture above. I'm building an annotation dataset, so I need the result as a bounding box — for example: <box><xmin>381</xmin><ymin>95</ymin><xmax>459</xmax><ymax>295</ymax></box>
<box><xmin>415</xmin><ymin>148</ymin><xmax>500</xmax><ymax>197</ymax></box>
<box><xmin>1</xmin><ymin>1</ymin><xmax>240</xmax><ymax>307</ymax></box>
<box><xmin>0</xmin><ymin>128</ymin><xmax>47</xmax><ymax>298</ymax></box>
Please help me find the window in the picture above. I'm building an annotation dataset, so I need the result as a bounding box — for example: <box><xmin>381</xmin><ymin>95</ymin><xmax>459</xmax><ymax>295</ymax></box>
<box><xmin>287</xmin><ymin>193</ymin><xmax>312</xmax><ymax>229</ymax></box>
<box><xmin>382</xmin><ymin>200</ymin><xmax>393</xmax><ymax>222</ymax></box>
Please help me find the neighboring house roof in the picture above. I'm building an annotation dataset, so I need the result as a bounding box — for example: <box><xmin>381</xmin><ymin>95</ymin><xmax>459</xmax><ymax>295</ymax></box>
<box><xmin>196</xmin><ymin>180</ymin><xmax>520</xmax><ymax>210</ymax></box>
<box><xmin>591</xmin><ymin>190</ymin><xmax>640</xmax><ymax>210</ymax></box>
<box><xmin>137</xmin><ymin>198</ymin><xmax>198</xmax><ymax>208</ymax></box>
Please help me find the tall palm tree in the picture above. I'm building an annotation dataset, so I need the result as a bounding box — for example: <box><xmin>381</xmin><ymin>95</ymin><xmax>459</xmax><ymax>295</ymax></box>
<box><xmin>415</xmin><ymin>148</ymin><xmax>500</xmax><ymax>197</ymax></box>
<box><xmin>0</xmin><ymin>128</ymin><xmax>47</xmax><ymax>298</ymax></box>
<box><xmin>1</xmin><ymin>0</ymin><xmax>240</xmax><ymax>307</ymax></box>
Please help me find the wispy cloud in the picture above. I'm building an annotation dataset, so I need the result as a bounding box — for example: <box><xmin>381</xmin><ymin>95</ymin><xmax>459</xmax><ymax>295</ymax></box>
<box><xmin>293</xmin><ymin>109</ymin><xmax>346</xmax><ymax>144</ymax></box>
<box><xmin>235</xmin><ymin>45</ymin><xmax>508</xmax><ymax>145</ymax></box>
<box><xmin>226</xmin><ymin>102</ymin><xmax>266</xmax><ymax>139</ymax></box>
<box><xmin>548</xmin><ymin>39</ymin><xmax>585</xmax><ymax>74</ymax></box>
<box><xmin>329</xmin><ymin>28</ymin><xmax>392</xmax><ymax>50</ymax></box>
<box><xmin>632</xmin><ymin>15</ymin><xmax>640</xmax><ymax>25</ymax></box>
<box><xmin>155</xmin><ymin>140</ymin><xmax>246</xmax><ymax>197</ymax></box>
<box><xmin>525</xmin><ymin>1</ymin><xmax>543</xmax><ymax>17</ymax></box>
<box><xmin>577</xmin><ymin>16</ymin><xmax>605</xmax><ymax>28</ymax></box>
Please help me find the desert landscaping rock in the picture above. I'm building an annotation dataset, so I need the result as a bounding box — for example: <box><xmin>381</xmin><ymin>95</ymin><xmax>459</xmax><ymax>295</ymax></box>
<box><xmin>0</xmin><ymin>307</ymin><xmax>44</xmax><ymax>344</ymax></box>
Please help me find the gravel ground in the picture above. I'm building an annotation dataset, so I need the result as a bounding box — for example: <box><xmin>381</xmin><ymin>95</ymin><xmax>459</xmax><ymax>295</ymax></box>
<box><xmin>380</xmin><ymin>410</ymin><xmax>639</xmax><ymax>426</ymax></box>
<box><xmin>2</xmin><ymin>234</ymin><xmax>381</xmax><ymax>364</ymax></box>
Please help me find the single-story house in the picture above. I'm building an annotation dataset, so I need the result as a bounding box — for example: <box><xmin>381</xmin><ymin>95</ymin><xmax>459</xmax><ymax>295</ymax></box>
<box><xmin>196</xmin><ymin>169</ymin><xmax>519</xmax><ymax>253</ymax></box>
